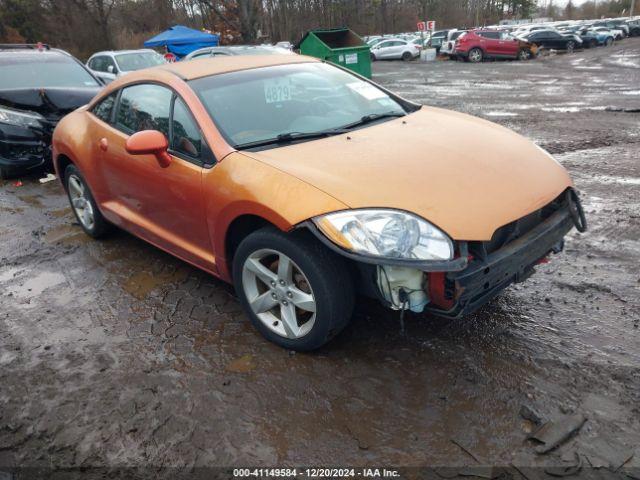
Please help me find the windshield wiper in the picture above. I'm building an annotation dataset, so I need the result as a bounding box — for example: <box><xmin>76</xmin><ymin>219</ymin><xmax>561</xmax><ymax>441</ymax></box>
<box><xmin>340</xmin><ymin>111</ymin><xmax>407</xmax><ymax>131</ymax></box>
<box><xmin>234</xmin><ymin>128</ymin><xmax>349</xmax><ymax>150</ymax></box>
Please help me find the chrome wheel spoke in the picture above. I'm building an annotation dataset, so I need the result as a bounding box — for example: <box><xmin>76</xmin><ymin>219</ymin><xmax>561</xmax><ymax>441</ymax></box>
<box><xmin>250</xmin><ymin>291</ymin><xmax>278</xmax><ymax>314</ymax></box>
<box><xmin>71</xmin><ymin>197</ymin><xmax>84</xmax><ymax>209</ymax></box>
<box><xmin>82</xmin><ymin>204</ymin><xmax>94</xmax><ymax>227</ymax></box>
<box><xmin>68</xmin><ymin>176</ymin><xmax>84</xmax><ymax>197</ymax></box>
<box><xmin>245</xmin><ymin>257</ymin><xmax>277</xmax><ymax>286</ymax></box>
<box><xmin>277</xmin><ymin>254</ymin><xmax>293</xmax><ymax>283</ymax></box>
<box><xmin>289</xmin><ymin>287</ymin><xmax>316</xmax><ymax>313</ymax></box>
<box><xmin>279</xmin><ymin>302</ymin><xmax>300</xmax><ymax>338</ymax></box>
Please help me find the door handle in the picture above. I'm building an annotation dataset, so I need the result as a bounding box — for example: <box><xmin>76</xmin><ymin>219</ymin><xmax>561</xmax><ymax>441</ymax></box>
<box><xmin>99</xmin><ymin>138</ymin><xmax>108</xmax><ymax>152</ymax></box>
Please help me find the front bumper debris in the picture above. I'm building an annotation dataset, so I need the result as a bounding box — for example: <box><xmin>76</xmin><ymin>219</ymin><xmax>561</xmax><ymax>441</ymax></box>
<box><xmin>428</xmin><ymin>205</ymin><xmax>576</xmax><ymax>318</ymax></box>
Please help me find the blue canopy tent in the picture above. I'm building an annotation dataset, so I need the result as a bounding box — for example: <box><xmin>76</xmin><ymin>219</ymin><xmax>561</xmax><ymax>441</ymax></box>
<box><xmin>144</xmin><ymin>25</ymin><xmax>219</xmax><ymax>59</ymax></box>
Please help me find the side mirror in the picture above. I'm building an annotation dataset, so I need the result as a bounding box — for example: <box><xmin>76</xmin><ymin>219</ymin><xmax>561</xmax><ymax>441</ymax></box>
<box><xmin>125</xmin><ymin>130</ymin><xmax>171</xmax><ymax>168</ymax></box>
<box><xmin>107</xmin><ymin>65</ymin><xmax>115</xmax><ymax>73</ymax></box>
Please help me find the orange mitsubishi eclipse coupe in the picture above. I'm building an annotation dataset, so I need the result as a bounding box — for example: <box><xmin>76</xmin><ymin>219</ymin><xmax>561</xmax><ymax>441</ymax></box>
<box><xmin>52</xmin><ymin>55</ymin><xmax>586</xmax><ymax>350</ymax></box>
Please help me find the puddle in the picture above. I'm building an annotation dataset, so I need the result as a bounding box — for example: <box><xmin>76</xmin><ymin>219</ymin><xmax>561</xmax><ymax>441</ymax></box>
<box><xmin>485</xmin><ymin>111</ymin><xmax>519</xmax><ymax>117</ymax></box>
<box><xmin>17</xmin><ymin>195</ymin><xmax>44</xmax><ymax>208</ymax></box>
<box><xmin>8</xmin><ymin>271</ymin><xmax>66</xmax><ymax>298</ymax></box>
<box><xmin>49</xmin><ymin>208</ymin><xmax>72</xmax><ymax>218</ymax></box>
<box><xmin>45</xmin><ymin>224</ymin><xmax>88</xmax><ymax>245</ymax></box>
<box><xmin>225</xmin><ymin>354</ymin><xmax>256</xmax><ymax>373</ymax></box>
<box><xmin>122</xmin><ymin>268</ymin><xmax>189</xmax><ymax>300</ymax></box>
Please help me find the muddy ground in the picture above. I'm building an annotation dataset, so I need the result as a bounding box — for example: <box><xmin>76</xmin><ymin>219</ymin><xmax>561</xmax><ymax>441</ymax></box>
<box><xmin>1</xmin><ymin>39</ymin><xmax>639</xmax><ymax>477</ymax></box>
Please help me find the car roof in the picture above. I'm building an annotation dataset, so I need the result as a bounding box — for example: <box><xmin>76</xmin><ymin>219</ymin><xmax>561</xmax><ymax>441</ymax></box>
<box><xmin>90</xmin><ymin>49</ymin><xmax>157</xmax><ymax>57</ymax></box>
<box><xmin>0</xmin><ymin>46</ymin><xmax>71</xmax><ymax>57</ymax></box>
<box><xmin>157</xmin><ymin>54</ymin><xmax>318</xmax><ymax>80</ymax></box>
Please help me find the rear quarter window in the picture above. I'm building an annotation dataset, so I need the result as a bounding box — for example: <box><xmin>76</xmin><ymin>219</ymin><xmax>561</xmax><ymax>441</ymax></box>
<box><xmin>91</xmin><ymin>93</ymin><xmax>117</xmax><ymax>123</ymax></box>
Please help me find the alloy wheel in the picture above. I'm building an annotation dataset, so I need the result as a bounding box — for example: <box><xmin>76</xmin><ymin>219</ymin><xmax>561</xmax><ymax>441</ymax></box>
<box><xmin>469</xmin><ymin>49</ymin><xmax>482</xmax><ymax>63</ymax></box>
<box><xmin>68</xmin><ymin>174</ymin><xmax>95</xmax><ymax>231</ymax></box>
<box><xmin>242</xmin><ymin>249</ymin><xmax>316</xmax><ymax>339</ymax></box>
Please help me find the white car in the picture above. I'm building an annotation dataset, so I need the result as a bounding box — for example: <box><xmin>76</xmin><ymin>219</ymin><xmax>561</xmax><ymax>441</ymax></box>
<box><xmin>592</xmin><ymin>26</ymin><xmax>625</xmax><ymax>40</ymax></box>
<box><xmin>370</xmin><ymin>38</ymin><xmax>420</xmax><ymax>61</ymax></box>
<box><xmin>86</xmin><ymin>49</ymin><xmax>165</xmax><ymax>84</ymax></box>
<box><xmin>440</xmin><ymin>30</ymin><xmax>468</xmax><ymax>59</ymax></box>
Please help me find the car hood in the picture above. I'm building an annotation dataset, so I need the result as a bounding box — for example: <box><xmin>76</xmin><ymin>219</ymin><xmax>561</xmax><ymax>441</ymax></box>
<box><xmin>0</xmin><ymin>87</ymin><xmax>100</xmax><ymax>122</ymax></box>
<box><xmin>241</xmin><ymin>107</ymin><xmax>572</xmax><ymax>241</ymax></box>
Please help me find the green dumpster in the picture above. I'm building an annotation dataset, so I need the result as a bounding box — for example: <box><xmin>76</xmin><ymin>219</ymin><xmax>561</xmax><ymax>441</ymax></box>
<box><xmin>297</xmin><ymin>28</ymin><xmax>372</xmax><ymax>79</ymax></box>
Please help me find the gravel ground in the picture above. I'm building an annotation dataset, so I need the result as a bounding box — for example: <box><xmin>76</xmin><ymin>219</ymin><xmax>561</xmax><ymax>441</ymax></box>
<box><xmin>1</xmin><ymin>39</ymin><xmax>639</xmax><ymax>478</ymax></box>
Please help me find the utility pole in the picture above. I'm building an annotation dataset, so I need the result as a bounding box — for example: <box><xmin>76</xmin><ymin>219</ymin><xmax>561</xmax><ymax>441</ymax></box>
<box><xmin>631</xmin><ymin>0</ymin><xmax>636</xmax><ymax>17</ymax></box>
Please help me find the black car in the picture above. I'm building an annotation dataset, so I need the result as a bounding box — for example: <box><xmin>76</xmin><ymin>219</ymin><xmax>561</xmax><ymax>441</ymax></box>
<box><xmin>522</xmin><ymin>30</ymin><xmax>579</xmax><ymax>52</ymax></box>
<box><xmin>0</xmin><ymin>44</ymin><xmax>102</xmax><ymax>179</ymax></box>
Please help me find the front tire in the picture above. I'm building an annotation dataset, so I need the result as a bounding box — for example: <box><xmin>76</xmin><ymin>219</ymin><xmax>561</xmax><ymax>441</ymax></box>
<box><xmin>518</xmin><ymin>49</ymin><xmax>532</xmax><ymax>61</ymax></box>
<box><xmin>566</xmin><ymin>41</ymin><xmax>575</xmax><ymax>53</ymax></box>
<box><xmin>64</xmin><ymin>164</ymin><xmax>111</xmax><ymax>238</ymax></box>
<box><xmin>232</xmin><ymin>228</ymin><xmax>354</xmax><ymax>351</ymax></box>
<box><xmin>605</xmin><ymin>37</ymin><xmax>614</xmax><ymax>47</ymax></box>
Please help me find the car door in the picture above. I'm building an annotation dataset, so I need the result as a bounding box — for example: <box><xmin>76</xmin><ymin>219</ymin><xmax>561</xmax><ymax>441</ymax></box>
<box><xmin>499</xmin><ymin>32</ymin><xmax>520</xmax><ymax>57</ymax></box>
<box><xmin>547</xmin><ymin>31</ymin><xmax>565</xmax><ymax>49</ymax></box>
<box><xmin>94</xmin><ymin>83</ymin><xmax>215</xmax><ymax>270</ymax></box>
<box><xmin>374</xmin><ymin>41</ymin><xmax>393</xmax><ymax>59</ymax></box>
<box><xmin>479</xmin><ymin>31</ymin><xmax>500</xmax><ymax>56</ymax></box>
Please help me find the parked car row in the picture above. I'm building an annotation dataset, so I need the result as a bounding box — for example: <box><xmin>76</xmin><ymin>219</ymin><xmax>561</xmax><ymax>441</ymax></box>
<box><xmin>363</xmin><ymin>15</ymin><xmax>639</xmax><ymax>64</ymax></box>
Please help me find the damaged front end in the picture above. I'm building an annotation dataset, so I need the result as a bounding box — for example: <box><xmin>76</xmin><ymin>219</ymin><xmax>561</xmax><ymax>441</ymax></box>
<box><xmin>0</xmin><ymin>106</ymin><xmax>53</xmax><ymax>177</ymax></box>
<box><xmin>0</xmin><ymin>87</ymin><xmax>99</xmax><ymax>178</ymax></box>
<box><xmin>309</xmin><ymin>188</ymin><xmax>586</xmax><ymax>318</ymax></box>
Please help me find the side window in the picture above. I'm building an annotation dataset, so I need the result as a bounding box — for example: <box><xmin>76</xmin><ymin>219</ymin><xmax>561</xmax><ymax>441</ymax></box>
<box><xmin>104</xmin><ymin>56</ymin><xmax>117</xmax><ymax>73</ymax></box>
<box><xmin>91</xmin><ymin>92</ymin><xmax>117</xmax><ymax>123</ymax></box>
<box><xmin>115</xmin><ymin>84</ymin><xmax>172</xmax><ymax>137</ymax></box>
<box><xmin>91</xmin><ymin>56</ymin><xmax>105</xmax><ymax>72</ymax></box>
<box><xmin>171</xmin><ymin>98</ymin><xmax>203</xmax><ymax>159</ymax></box>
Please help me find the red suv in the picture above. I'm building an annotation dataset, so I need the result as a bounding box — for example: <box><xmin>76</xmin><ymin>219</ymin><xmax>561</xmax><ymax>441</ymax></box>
<box><xmin>455</xmin><ymin>30</ymin><xmax>535</xmax><ymax>62</ymax></box>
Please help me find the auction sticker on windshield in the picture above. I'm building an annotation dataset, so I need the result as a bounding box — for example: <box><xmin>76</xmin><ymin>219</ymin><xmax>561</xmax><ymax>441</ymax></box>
<box><xmin>346</xmin><ymin>82</ymin><xmax>386</xmax><ymax>100</ymax></box>
<box><xmin>264</xmin><ymin>78</ymin><xmax>293</xmax><ymax>104</ymax></box>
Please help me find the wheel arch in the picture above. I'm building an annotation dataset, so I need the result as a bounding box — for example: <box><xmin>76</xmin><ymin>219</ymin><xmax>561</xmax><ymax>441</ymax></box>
<box><xmin>54</xmin><ymin>153</ymin><xmax>76</xmax><ymax>190</ymax></box>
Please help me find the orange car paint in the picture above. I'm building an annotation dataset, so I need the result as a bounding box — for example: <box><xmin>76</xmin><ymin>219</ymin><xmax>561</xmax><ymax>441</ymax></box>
<box><xmin>52</xmin><ymin>55</ymin><xmax>572</xmax><ymax>285</ymax></box>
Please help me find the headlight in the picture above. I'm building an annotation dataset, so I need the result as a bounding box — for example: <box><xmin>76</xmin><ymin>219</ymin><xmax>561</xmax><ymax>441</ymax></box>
<box><xmin>0</xmin><ymin>106</ymin><xmax>45</xmax><ymax>129</ymax></box>
<box><xmin>313</xmin><ymin>209</ymin><xmax>454</xmax><ymax>261</ymax></box>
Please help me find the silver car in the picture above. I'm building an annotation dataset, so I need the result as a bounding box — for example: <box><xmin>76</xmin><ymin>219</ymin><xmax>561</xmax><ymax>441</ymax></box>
<box><xmin>370</xmin><ymin>38</ymin><xmax>420</xmax><ymax>61</ymax></box>
<box><xmin>184</xmin><ymin>45</ymin><xmax>294</xmax><ymax>61</ymax></box>
<box><xmin>86</xmin><ymin>49</ymin><xmax>165</xmax><ymax>84</ymax></box>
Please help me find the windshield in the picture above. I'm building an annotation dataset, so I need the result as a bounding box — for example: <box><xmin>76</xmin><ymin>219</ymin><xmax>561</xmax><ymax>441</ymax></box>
<box><xmin>115</xmin><ymin>52</ymin><xmax>165</xmax><ymax>72</ymax></box>
<box><xmin>0</xmin><ymin>54</ymin><xmax>99</xmax><ymax>89</ymax></box>
<box><xmin>190</xmin><ymin>62</ymin><xmax>407</xmax><ymax>149</ymax></box>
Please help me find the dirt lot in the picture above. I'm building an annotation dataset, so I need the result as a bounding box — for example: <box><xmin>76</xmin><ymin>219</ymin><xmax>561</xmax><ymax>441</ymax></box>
<box><xmin>1</xmin><ymin>40</ymin><xmax>639</xmax><ymax>477</ymax></box>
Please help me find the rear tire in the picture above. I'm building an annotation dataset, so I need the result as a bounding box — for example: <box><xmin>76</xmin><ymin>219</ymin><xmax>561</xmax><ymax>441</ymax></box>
<box><xmin>0</xmin><ymin>166</ymin><xmax>11</xmax><ymax>180</ymax></box>
<box><xmin>232</xmin><ymin>227</ymin><xmax>354</xmax><ymax>351</ymax></box>
<box><xmin>468</xmin><ymin>48</ymin><xmax>483</xmax><ymax>63</ymax></box>
<box><xmin>64</xmin><ymin>164</ymin><xmax>111</xmax><ymax>238</ymax></box>
<box><xmin>566</xmin><ymin>41</ymin><xmax>575</xmax><ymax>53</ymax></box>
<box><xmin>402</xmin><ymin>51</ymin><xmax>412</xmax><ymax>61</ymax></box>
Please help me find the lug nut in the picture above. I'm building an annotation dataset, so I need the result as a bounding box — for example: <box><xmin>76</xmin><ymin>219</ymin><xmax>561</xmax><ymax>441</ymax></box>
<box><xmin>282</xmin><ymin>300</ymin><xmax>288</xmax><ymax>306</ymax></box>
<box><xmin>270</xmin><ymin>281</ymin><xmax>276</xmax><ymax>287</ymax></box>
<box><xmin>279</xmin><ymin>280</ymin><xmax>286</xmax><ymax>286</ymax></box>
<box><xmin>287</xmin><ymin>292</ymin><xmax>293</xmax><ymax>298</ymax></box>
<box><xmin>271</xmin><ymin>292</ymin><xmax>277</xmax><ymax>299</ymax></box>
